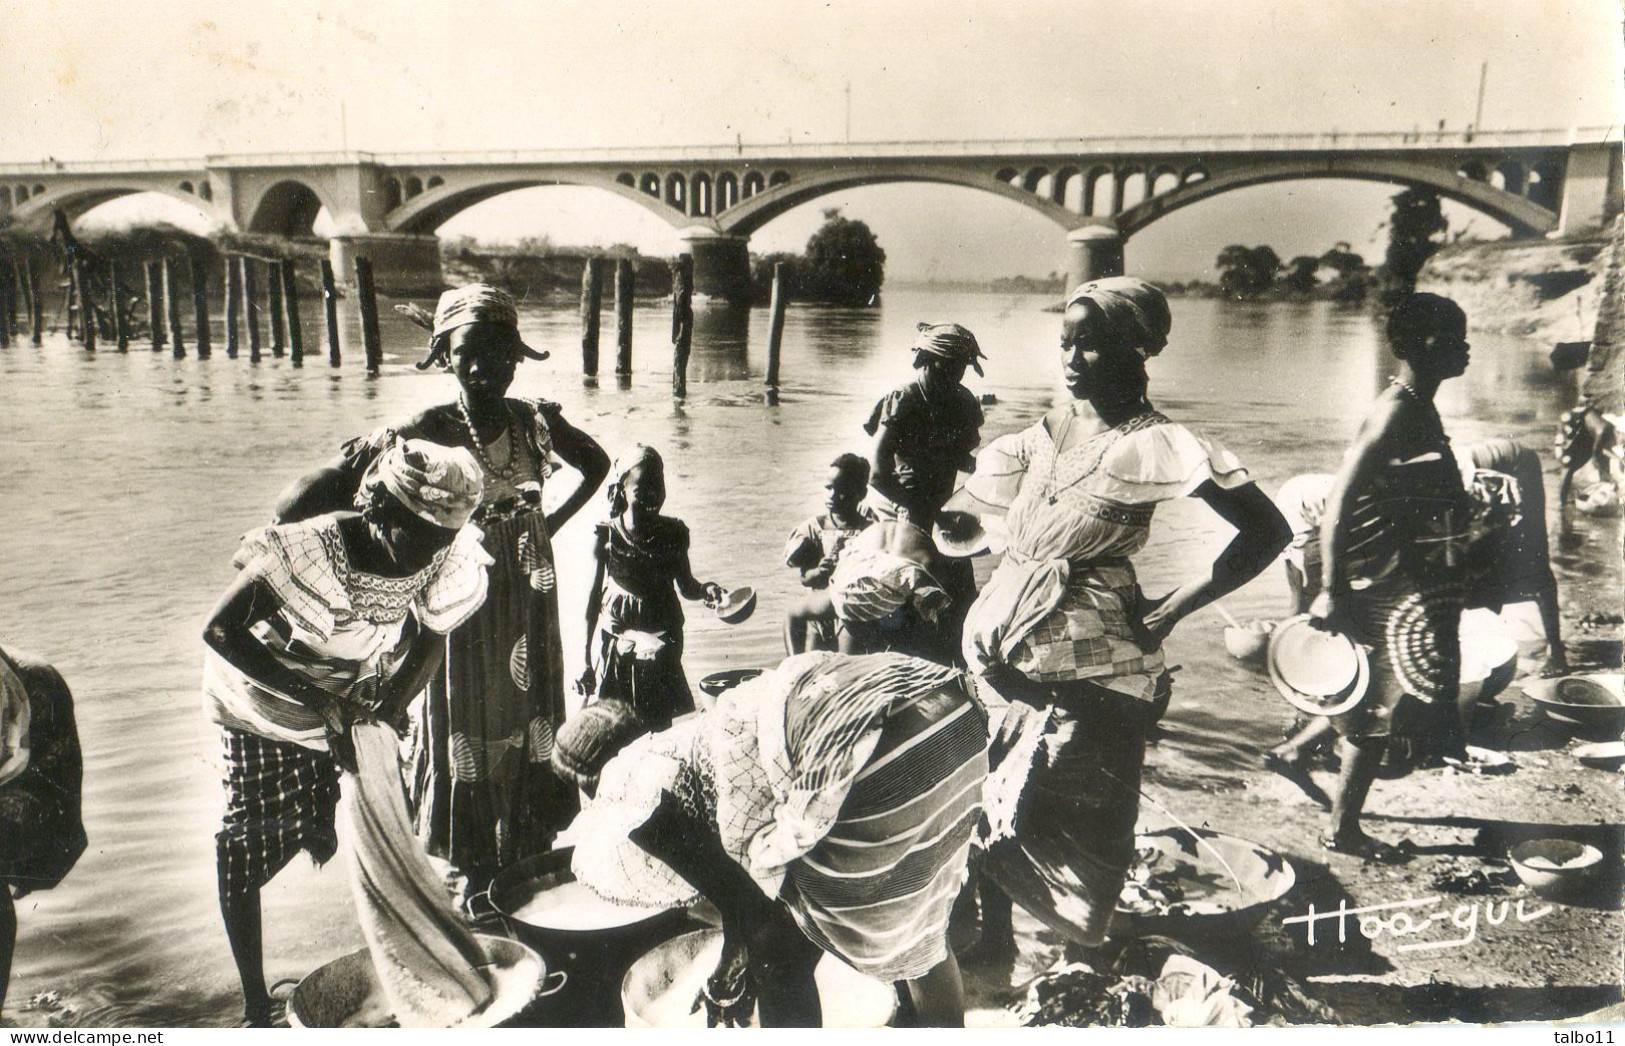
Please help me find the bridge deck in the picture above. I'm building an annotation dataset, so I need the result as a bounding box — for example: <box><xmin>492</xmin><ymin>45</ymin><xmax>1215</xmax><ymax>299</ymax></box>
<box><xmin>0</xmin><ymin>126</ymin><xmax>1615</xmax><ymax>175</ymax></box>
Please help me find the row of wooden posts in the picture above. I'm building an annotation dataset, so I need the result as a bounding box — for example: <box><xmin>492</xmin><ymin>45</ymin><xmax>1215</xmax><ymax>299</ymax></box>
<box><xmin>2</xmin><ymin>248</ymin><xmax>792</xmax><ymax>394</ymax></box>
<box><xmin>579</xmin><ymin>256</ymin><xmax>789</xmax><ymax>397</ymax></box>
<box><xmin>0</xmin><ymin>251</ymin><xmax>386</xmax><ymax>374</ymax></box>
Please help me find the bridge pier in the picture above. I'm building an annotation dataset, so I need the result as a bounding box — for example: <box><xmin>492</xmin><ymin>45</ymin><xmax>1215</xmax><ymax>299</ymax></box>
<box><xmin>1558</xmin><ymin>143</ymin><xmax>1624</xmax><ymax>237</ymax></box>
<box><xmin>678</xmin><ymin>228</ymin><xmax>753</xmax><ymax>303</ymax></box>
<box><xmin>327</xmin><ymin>232</ymin><xmax>443</xmax><ymax>297</ymax></box>
<box><xmin>1066</xmin><ymin>226</ymin><xmax>1125</xmax><ymax>290</ymax></box>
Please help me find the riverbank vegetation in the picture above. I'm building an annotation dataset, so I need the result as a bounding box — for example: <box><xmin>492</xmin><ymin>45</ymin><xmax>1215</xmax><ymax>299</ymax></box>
<box><xmin>750</xmin><ymin>208</ymin><xmax>887</xmax><ymax>306</ymax></box>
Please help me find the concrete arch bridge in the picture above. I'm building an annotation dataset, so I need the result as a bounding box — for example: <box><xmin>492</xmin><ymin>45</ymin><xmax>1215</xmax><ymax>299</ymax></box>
<box><xmin>1</xmin><ymin>127</ymin><xmax>1616</xmax><ymax>298</ymax></box>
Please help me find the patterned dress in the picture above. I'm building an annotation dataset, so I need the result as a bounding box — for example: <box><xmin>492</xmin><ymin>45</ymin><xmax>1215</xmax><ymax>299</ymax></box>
<box><xmin>203</xmin><ymin>515</ymin><xmax>489</xmax><ymax>897</ymax></box>
<box><xmin>960</xmin><ymin>409</ymin><xmax>1250</xmax><ymax>948</ymax></box>
<box><xmin>589</xmin><ymin>516</ymin><xmax>697</xmax><ymax>731</ymax></box>
<box><xmin>570</xmin><ymin>652</ymin><xmax>990</xmax><ymax>982</ymax></box>
<box><xmin>1329</xmin><ymin>401</ymin><xmax>1470</xmax><ymax>744</ymax></box>
<box><xmin>339</xmin><ymin>399</ymin><xmax>580</xmax><ymax>891</ymax></box>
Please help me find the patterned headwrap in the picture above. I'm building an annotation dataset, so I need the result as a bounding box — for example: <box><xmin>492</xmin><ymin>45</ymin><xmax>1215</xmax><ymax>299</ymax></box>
<box><xmin>413</xmin><ymin>284</ymin><xmax>549</xmax><ymax>370</ymax></box>
<box><xmin>607</xmin><ymin>444</ymin><xmax>664</xmax><ymax>515</ymax></box>
<box><xmin>912</xmin><ymin>323</ymin><xmax>986</xmax><ymax>376</ymax></box>
<box><xmin>361</xmin><ymin>437</ymin><xmax>485</xmax><ymax>530</ymax></box>
<box><xmin>1066</xmin><ymin>276</ymin><xmax>1172</xmax><ymax>358</ymax></box>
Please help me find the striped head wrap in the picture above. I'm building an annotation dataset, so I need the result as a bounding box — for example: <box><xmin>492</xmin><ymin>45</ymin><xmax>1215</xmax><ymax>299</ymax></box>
<box><xmin>1066</xmin><ymin>276</ymin><xmax>1172</xmax><ymax>358</ymax></box>
<box><xmin>912</xmin><ymin>323</ymin><xmax>986</xmax><ymax>376</ymax></box>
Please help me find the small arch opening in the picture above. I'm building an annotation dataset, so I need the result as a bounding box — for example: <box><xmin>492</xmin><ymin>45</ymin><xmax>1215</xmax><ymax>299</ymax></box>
<box><xmin>1085</xmin><ymin>168</ymin><xmax>1114</xmax><ymax>216</ymax></box>
<box><xmin>426</xmin><ymin>175</ymin><xmax>444</xmax><ymax>189</ymax></box>
<box><xmin>768</xmin><ymin>170</ymin><xmax>790</xmax><ymax>187</ymax></box>
<box><xmin>692</xmin><ymin>172</ymin><xmax>713</xmax><ymax>217</ymax></box>
<box><xmin>640</xmin><ymin>173</ymin><xmax>661</xmax><ymax>197</ymax></box>
<box><xmin>742</xmin><ymin>171</ymin><xmax>766</xmax><ymax>198</ymax></box>
<box><xmin>198</xmin><ymin>180</ymin><xmax>213</xmax><ymax>201</ymax></box>
<box><xmin>1053</xmin><ymin>167</ymin><xmax>1079</xmax><ymax>206</ymax></box>
<box><xmin>615</xmin><ymin>173</ymin><xmax>635</xmax><ymax>187</ymax></box>
<box><xmin>178</xmin><ymin>181</ymin><xmax>195</xmax><ymax>194</ymax></box>
<box><xmin>1022</xmin><ymin>167</ymin><xmax>1048</xmax><ymax>194</ymax></box>
<box><xmin>405</xmin><ymin>176</ymin><xmax>424</xmax><ymax>199</ymax></box>
<box><xmin>385</xmin><ymin>178</ymin><xmax>403</xmax><ymax>210</ymax></box>
<box><xmin>1182</xmin><ymin>164</ymin><xmax>1209</xmax><ymax>185</ymax></box>
<box><xmin>666</xmin><ymin>172</ymin><xmax>686</xmax><ymax>209</ymax></box>
<box><xmin>716</xmin><ymin>171</ymin><xmax>739</xmax><ymax>212</ymax></box>
<box><xmin>1457</xmin><ymin>161</ymin><xmax>1488</xmax><ymax>182</ymax></box>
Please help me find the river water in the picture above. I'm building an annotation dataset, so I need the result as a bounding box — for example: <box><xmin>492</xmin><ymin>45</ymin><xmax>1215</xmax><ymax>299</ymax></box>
<box><xmin>0</xmin><ymin>287</ymin><xmax>1612</xmax><ymax>1026</ymax></box>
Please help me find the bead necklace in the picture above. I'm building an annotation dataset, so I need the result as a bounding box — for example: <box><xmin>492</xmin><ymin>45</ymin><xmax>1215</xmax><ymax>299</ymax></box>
<box><xmin>1390</xmin><ymin>377</ymin><xmax>1445</xmax><ymax>436</ymax></box>
<box><xmin>457</xmin><ymin>396</ymin><xmax>523</xmax><ymax>481</ymax></box>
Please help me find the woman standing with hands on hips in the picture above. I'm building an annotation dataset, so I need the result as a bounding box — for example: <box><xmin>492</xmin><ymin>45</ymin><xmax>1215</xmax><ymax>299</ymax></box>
<box><xmin>275</xmin><ymin>284</ymin><xmax>610</xmax><ymax>903</ymax></box>
<box><xmin>940</xmin><ymin>277</ymin><xmax>1290</xmax><ymax>959</ymax></box>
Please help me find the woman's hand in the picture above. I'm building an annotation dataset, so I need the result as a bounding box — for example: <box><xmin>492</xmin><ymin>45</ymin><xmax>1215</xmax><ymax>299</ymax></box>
<box><xmin>574</xmin><ymin>665</ymin><xmax>596</xmax><ymax>697</ymax></box>
<box><xmin>701</xmin><ymin>582</ymin><xmax>725</xmax><ymax>607</ymax></box>
<box><xmin>693</xmin><ymin>932</ymin><xmax>756</xmax><ymax>1028</ymax></box>
<box><xmin>1307</xmin><ymin>591</ymin><xmax>1354</xmax><ymax>635</ymax></box>
<box><xmin>980</xmin><ymin>661</ymin><xmax>1052</xmax><ymax>709</ymax></box>
<box><xmin>935</xmin><ymin>509</ymin><xmax>981</xmax><ymax>542</ymax></box>
<box><xmin>1135</xmin><ymin>588</ymin><xmax>1179</xmax><ymax>649</ymax></box>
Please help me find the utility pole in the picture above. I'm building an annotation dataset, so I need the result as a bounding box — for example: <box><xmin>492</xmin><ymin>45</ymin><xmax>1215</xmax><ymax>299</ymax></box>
<box><xmin>1473</xmin><ymin>61</ymin><xmax>1487</xmax><ymax>133</ymax></box>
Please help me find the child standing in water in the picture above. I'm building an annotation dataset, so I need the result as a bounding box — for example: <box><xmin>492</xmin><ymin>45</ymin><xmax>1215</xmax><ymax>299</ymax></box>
<box><xmin>782</xmin><ymin>453</ymin><xmax>874</xmax><ymax>654</ymax></box>
<box><xmin>580</xmin><ymin>446</ymin><xmax>723</xmax><ymax>730</ymax></box>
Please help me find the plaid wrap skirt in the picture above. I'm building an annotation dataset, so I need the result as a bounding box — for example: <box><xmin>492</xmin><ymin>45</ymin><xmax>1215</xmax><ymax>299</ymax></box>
<box><xmin>216</xmin><ymin>728</ymin><xmax>341</xmax><ymax>897</ymax></box>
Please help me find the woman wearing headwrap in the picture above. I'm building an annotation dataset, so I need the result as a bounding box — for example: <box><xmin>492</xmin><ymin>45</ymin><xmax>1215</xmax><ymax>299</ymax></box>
<box><xmin>579</xmin><ymin>445</ymin><xmax>723</xmax><ymax>730</ymax></box>
<box><xmin>1306</xmin><ymin>292</ymin><xmax>1474</xmax><ymax>862</ymax></box>
<box><xmin>0</xmin><ymin>645</ymin><xmax>86</xmax><ymax>1017</ymax></box>
<box><xmin>939</xmin><ymin>276</ymin><xmax>1290</xmax><ymax>957</ymax></box>
<box><xmin>555</xmin><ymin>652</ymin><xmax>990</xmax><ymax>1027</ymax></box>
<box><xmin>277</xmin><ymin>284</ymin><xmax>610</xmax><ymax>903</ymax></box>
<box><xmin>203</xmin><ymin>438</ymin><xmax>492</xmax><ymax>1026</ymax></box>
<box><xmin>864</xmin><ymin>322</ymin><xmax>987</xmax><ymax>644</ymax></box>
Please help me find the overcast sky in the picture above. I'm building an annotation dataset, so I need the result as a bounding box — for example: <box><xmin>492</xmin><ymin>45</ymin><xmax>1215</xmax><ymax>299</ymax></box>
<box><xmin>8</xmin><ymin>0</ymin><xmax>1620</xmax><ymax>279</ymax></box>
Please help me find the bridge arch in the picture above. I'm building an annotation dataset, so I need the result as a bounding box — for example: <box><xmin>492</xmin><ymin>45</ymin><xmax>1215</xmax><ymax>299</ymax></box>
<box><xmin>246</xmin><ymin>179</ymin><xmax>331</xmax><ymax>235</ymax></box>
<box><xmin>1115</xmin><ymin>156</ymin><xmax>1557</xmax><ymax>238</ymax></box>
<box><xmin>384</xmin><ymin>173</ymin><xmax>692</xmax><ymax>235</ymax></box>
<box><xmin>714</xmin><ymin>162</ymin><xmax>1082</xmax><ymax>238</ymax></box>
<box><xmin>8</xmin><ymin>181</ymin><xmax>220</xmax><ymax>230</ymax></box>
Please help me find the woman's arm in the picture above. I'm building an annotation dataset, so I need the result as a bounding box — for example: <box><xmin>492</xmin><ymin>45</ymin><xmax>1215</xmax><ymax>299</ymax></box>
<box><xmin>545</xmin><ymin>413</ymin><xmax>611</xmax><ymax>534</ymax></box>
<box><xmin>202</xmin><ymin>573</ymin><xmax>349</xmax><ymax>730</ymax></box>
<box><xmin>375</xmin><ymin>631</ymin><xmax>446</xmax><ymax>734</ymax></box>
<box><xmin>1315</xmin><ymin>399</ymin><xmax>1403</xmax><ymax>630</ymax></box>
<box><xmin>1140</xmin><ymin>481</ymin><xmax>1292</xmax><ymax>646</ymax></box>
<box><xmin>629</xmin><ymin>790</ymin><xmax>786</xmax><ymax>1027</ymax></box>
<box><xmin>869</xmin><ymin>426</ymin><xmax>927</xmax><ymax>522</ymax></box>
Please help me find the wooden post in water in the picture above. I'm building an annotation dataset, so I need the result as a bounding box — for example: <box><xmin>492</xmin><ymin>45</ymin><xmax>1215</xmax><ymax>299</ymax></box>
<box><xmin>670</xmin><ymin>253</ymin><xmax>693</xmax><ymax>398</ymax></box>
<box><xmin>145</xmin><ymin>261</ymin><xmax>165</xmax><ymax>351</ymax></box>
<box><xmin>267</xmin><ymin>261</ymin><xmax>286</xmax><ymax>357</ymax></box>
<box><xmin>765</xmin><ymin>262</ymin><xmax>788</xmax><ymax>390</ymax></box>
<box><xmin>76</xmin><ymin>256</ymin><xmax>95</xmax><ymax>351</ymax></box>
<box><xmin>164</xmin><ymin>259</ymin><xmax>185</xmax><ymax>357</ymax></box>
<box><xmin>281</xmin><ymin>260</ymin><xmax>303</xmax><ymax>366</ymax></box>
<box><xmin>224</xmin><ymin>255</ymin><xmax>241</xmax><ymax>358</ymax></box>
<box><xmin>189</xmin><ymin>257</ymin><xmax>210</xmax><ymax>359</ymax></box>
<box><xmin>319</xmin><ymin>259</ymin><xmax>341</xmax><ymax>367</ymax></box>
<box><xmin>614</xmin><ymin>258</ymin><xmax>634</xmax><ymax>377</ymax></box>
<box><xmin>108</xmin><ymin>260</ymin><xmax>126</xmax><ymax>351</ymax></box>
<box><xmin>27</xmin><ymin>260</ymin><xmax>42</xmax><ymax>346</ymax></box>
<box><xmin>355</xmin><ymin>256</ymin><xmax>382</xmax><ymax>375</ymax></box>
<box><xmin>241</xmin><ymin>257</ymin><xmax>262</xmax><ymax>362</ymax></box>
<box><xmin>13</xmin><ymin>259</ymin><xmax>30</xmax><ymax>338</ymax></box>
<box><xmin>580</xmin><ymin>257</ymin><xmax>602</xmax><ymax>376</ymax></box>
<box><xmin>0</xmin><ymin>262</ymin><xmax>12</xmax><ymax>349</ymax></box>
<box><xmin>66</xmin><ymin>257</ymin><xmax>82</xmax><ymax>343</ymax></box>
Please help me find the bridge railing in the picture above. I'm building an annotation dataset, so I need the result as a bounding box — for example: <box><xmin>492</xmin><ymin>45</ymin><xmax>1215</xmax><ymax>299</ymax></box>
<box><xmin>0</xmin><ymin>126</ymin><xmax>1615</xmax><ymax>175</ymax></box>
